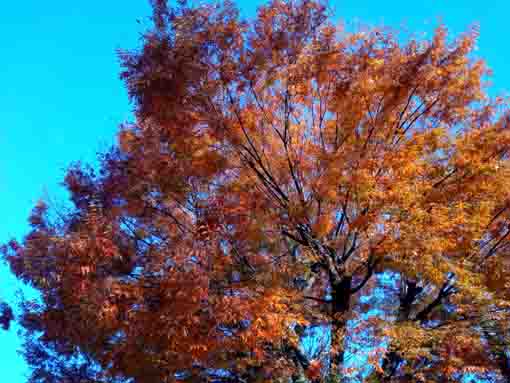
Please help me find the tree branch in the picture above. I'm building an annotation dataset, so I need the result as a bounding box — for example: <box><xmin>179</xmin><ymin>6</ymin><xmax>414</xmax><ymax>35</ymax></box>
<box><xmin>414</xmin><ymin>274</ymin><xmax>457</xmax><ymax>322</ymax></box>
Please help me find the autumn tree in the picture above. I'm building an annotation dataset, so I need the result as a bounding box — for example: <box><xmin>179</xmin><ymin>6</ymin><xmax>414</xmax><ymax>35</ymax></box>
<box><xmin>5</xmin><ymin>0</ymin><xmax>510</xmax><ymax>381</ymax></box>
<box><xmin>0</xmin><ymin>301</ymin><xmax>13</xmax><ymax>330</ymax></box>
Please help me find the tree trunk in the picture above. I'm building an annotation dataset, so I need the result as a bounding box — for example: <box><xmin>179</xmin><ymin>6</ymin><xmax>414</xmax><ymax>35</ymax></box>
<box><xmin>329</xmin><ymin>276</ymin><xmax>352</xmax><ymax>380</ymax></box>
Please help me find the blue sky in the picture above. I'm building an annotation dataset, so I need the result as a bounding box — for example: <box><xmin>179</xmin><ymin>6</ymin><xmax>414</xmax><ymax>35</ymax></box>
<box><xmin>1</xmin><ymin>0</ymin><xmax>510</xmax><ymax>381</ymax></box>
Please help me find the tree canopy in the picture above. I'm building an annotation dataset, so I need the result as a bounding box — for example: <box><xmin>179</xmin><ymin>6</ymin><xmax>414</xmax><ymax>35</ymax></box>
<box><xmin>4</xmin><ymin>0</ymin><xmax>510</xmax><ymax>382</ymax></box>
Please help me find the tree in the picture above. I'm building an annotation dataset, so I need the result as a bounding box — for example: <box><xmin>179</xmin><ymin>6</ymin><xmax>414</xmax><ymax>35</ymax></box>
<box><xmin>0</xmin><ymin>301</ymin><xmax>13</xmax><ymax>330</ymax></box>
<box><xmin>4</xmin><ymin>0</ymin><xmax>510</xmax><ymax>381</ymax></box>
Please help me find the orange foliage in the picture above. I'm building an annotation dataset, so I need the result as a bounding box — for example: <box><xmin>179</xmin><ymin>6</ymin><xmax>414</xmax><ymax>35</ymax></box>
<box><xmin>4</xmin><ymin>0</ymin><xmax>510</xmax><ymax>381</ymax></box>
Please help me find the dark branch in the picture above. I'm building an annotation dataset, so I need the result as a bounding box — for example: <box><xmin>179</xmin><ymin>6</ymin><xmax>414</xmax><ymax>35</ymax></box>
<box><xmin>303</xmin><ymin>295</ymin><xmax>332</xmax><ymax>304</ymax></box>
<box><xmin>414</xmin><ymin>274</ymin><xmax>457</xmax><ymax>322</ymax></box>
<box><xmin>350</xmin><ymin>255</ymin><xmax>378</xmax><ymax>294</ymax></box>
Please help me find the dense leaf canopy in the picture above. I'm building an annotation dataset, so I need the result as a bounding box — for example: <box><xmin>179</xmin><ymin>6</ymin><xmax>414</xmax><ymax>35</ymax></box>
<box><xmin>4</xmin><ymin>0</ymin><xmax>510</xmax><ymax>382</ymax></box>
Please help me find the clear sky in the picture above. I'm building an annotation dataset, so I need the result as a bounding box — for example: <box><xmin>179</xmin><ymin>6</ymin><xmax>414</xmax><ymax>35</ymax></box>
<box><xmin>1</xmin><ymin>0</ymin><xmax>510</xmax><ymax>381</ymax></box>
